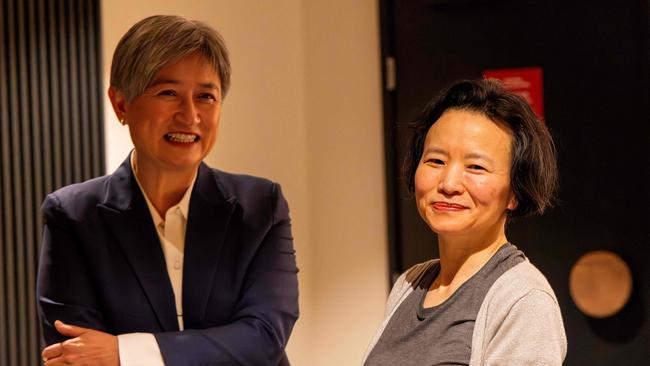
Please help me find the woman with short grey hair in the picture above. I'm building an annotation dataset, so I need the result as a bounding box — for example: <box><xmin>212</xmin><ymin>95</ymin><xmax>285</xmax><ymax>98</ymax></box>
<box><xmin>38</xmin><ymin>15</ymin><xmax>298</xmax><ymax>366</ymax></box>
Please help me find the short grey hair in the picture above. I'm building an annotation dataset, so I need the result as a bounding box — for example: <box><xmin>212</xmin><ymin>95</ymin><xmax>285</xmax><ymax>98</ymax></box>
<box><xmin>110</xmin><ymin>15</ymin><xmax>231</xmax><ymax>101</ymax></box>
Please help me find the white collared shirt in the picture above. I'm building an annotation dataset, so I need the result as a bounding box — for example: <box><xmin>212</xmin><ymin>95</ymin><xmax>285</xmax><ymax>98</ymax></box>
<box><xmin>117</xmin><ymin>155</ymin><xmax>197</xmax><ymax>365</ymax></box>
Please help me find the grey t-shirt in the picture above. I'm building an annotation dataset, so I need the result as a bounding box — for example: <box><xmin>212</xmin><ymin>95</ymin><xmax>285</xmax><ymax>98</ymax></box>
<box><xmin>365</xmin><ymin>243</ymin><xmax>525</xmax><ymax>366</ymax></box>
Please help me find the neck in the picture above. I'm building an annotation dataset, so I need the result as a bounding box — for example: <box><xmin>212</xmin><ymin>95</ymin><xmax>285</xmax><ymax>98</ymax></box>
<box><xmin>133</xmin><ymin>151</ymin><xmax>197</xmax><ymax>217</ymax></box>
<box><xmin>435</xmin><ymin>221</ymin><xmax>508</xmax><ymax>287</ymax></box>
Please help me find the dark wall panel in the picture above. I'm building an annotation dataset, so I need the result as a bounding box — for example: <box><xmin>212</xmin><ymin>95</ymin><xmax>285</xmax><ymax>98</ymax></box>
<box><xmin>0</xmin><ymin>0</ymin><xmax>104</xmax><ymax>365</ymax></box>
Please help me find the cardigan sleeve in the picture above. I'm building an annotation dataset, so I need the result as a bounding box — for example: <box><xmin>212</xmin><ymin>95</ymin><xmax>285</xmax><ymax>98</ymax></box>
<box><xmin>483</xmin><ymin>289</ymin><xmax>567</xmax><ymax>365</ymax></box>
<box><xmin>470</xmin><ymin>261</ymin><xmax>567</xmax><ymax>366</ymax></box>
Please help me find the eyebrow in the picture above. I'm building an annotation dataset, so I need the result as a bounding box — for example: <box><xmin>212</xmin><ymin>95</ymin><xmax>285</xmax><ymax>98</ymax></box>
<box><xmin>148</xmin><ymin>78</ymin><xmax>220</xmax><ymax>91</ymax></box>
<box><xmin>422</xmin><ymin>147</ymin><xmax>495</xmax><ymax>164</ymax></box>
<box><xmin>422</xmin><ymin>147</ymin><xmax>448</xmax><ymax>156</ymax></box>
<box><xmin>465</xmin><ymin>152</ymin><xmax>494</xmax><ymax>164</ymax></box>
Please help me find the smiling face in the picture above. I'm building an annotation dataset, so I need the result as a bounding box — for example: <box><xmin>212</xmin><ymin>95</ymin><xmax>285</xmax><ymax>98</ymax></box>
<box><xmin>414</xmin><ymin>109</ymin><xmax>517</xmax><ymax>239</ymax></box>
<box><xmin>109</xmin><ymin>51</ymin><xmax>222</xmax><ymax>174</ymax></box>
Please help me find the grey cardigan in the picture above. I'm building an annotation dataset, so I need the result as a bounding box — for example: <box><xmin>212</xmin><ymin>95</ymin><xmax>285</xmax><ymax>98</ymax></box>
<box><xmin>363</xmin><ymin>259</ymin><xmax>567</xmax><ymax>365</ymax></box>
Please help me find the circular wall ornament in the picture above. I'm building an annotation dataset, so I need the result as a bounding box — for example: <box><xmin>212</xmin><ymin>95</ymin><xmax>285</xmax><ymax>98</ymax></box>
<box><xmin>569</xmin><ymin>250</ymin><xmax>632</xmax><ymax>318</ymax></box>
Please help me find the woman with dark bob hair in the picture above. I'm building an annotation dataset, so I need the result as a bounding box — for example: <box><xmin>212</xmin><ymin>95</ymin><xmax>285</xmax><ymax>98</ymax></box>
<box><xmin>364</xmin><ymin>79</ymin><xmax>566</xmax><ymax>365</ymax></box>
<box><xmin>37</xmin><ymin>15</ymin><xmax>298</xmax><ymax>365</ymax></box>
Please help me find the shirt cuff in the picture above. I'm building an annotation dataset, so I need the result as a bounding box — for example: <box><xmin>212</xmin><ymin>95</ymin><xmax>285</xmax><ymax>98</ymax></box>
<box><xmin>118</xmin><ymin>333</ymin><xmax>165</xmax><ymax>366</ymax></box>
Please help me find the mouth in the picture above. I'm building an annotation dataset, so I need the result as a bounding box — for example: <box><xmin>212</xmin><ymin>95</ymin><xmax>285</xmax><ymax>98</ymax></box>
<box><xmin>431</xmin><ymin>201</ymin><xmax>468</xmax><ymax>211</ymax></box>
<box><xmin>164</xmin><ymin>132</ymin><xmax>200</xmax><ymax>143</ymax></box>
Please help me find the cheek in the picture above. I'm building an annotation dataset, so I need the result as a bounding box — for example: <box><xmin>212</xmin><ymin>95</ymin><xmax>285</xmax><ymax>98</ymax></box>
<box><xmin>127</xmin><ymin>123</ymin><xmax>147</xmax><ymax>143</ymax></box>
<box><xmin>467</xmin><ymin>175</ymin><xmax>511</xmax><ymax>207</ymax></box>
<box><xmin>466</xmin><ymin>176</ymin><xmax>500</xmax><ymax>204</ymax></box>
<box><xmin>414</xmin><ymin>165</ymin><xmax>434</xmax><ymax>199</ymax></box>
<box><xmin>201</xmin><ymin>117</ymin><xmax>221</xmax><ymax>150</ymax></box>
<box><xmin>127</xmin><ymin>103</ymin><xmax>168</xmax><ymax>128</ymax></box>
<box><xmin>414</xmin><ymin>166</ymin><xmax>432</xmax><ymax>220</ymax></box>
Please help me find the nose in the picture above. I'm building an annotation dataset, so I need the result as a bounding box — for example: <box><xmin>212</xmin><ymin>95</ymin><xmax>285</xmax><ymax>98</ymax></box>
<box><xmin>438</xmin><ymin>164</ymin><xmax>464</xmax><ymax>196</ymax></box>
<box><xmin>176</xmin><ymin>96</ymin><xmax>200</xmax><ymax>125</ymax></box>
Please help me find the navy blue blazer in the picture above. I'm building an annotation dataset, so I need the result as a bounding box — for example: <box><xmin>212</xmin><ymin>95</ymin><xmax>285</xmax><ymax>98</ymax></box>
<box><xmin>36</xmin><ymin>155</ymin><xmax>299</xmax><ymax>365</ymax></box>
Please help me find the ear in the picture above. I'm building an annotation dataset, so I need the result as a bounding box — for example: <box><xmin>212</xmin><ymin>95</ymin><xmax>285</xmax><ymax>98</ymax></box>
<box><xmin>506</xmin><ymin>191</ymin><xmax>518</xmax><ymax>211</ymax></box>
<box><xmin>108</xmin><ymin>86</ymin><xmax>128</xmax><ymax>123</ymax></box>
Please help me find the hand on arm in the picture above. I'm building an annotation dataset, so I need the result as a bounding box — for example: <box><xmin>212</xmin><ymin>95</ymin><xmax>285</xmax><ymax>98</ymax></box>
<box><xmin>42</xmin><ymin>320</ymin><xmax>119</xmax><ymax>366</ymax></box>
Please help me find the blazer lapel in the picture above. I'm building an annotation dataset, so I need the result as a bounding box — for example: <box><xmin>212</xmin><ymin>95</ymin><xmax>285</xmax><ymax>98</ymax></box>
<box><xmin>183</xmin><ymin>163</ymin><xmax>237</xmax><ymax>328</ymax></box>
<box><xmin>96</xmin><ymin>155</ymin><xmax>179</xmax><ymax>332</ymax></box>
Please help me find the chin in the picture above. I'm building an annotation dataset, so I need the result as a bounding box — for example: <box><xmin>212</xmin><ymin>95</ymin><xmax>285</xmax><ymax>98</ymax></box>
<box><xmin>425</xmin><ymin>216</ymin><xmax>467</xmax><ymax>233</ymax></box>
<box><xmin>161</xmin><ymin>158</ymin><xmax>201</xmax><ymax>171</ymax></box>
<box><xmin>430</xmin><ymin>227</ymin><xmax>469</xmax><ymax>236</ymax></box>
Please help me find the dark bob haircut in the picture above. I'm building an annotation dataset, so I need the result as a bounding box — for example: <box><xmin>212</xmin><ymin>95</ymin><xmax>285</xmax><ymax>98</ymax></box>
<box><xmin>404</xmin><ymin>79</ymin><xmax>558</xmax><ymax>218</ymax></box>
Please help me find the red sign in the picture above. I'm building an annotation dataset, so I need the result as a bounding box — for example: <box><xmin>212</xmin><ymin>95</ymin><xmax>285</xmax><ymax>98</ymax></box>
<box><xmin>483</xmin><ymin>67</ymin><xmax>544</xmax><ymax>120</ymax></box>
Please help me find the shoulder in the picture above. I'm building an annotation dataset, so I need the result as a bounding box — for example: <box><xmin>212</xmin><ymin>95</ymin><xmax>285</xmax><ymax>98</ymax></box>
<box><xmin>487</xmin><ymin>260</ymin><xmax>558</xmax><ymax>305</ymax></box>
<box><xmin>47</xmin><ymin>175</ymin><xmax>111</xmax><ymax>202</ymax></box>
<box><xmin>387</xmin><ymin>259</ymin><xmax>439</xmax><ymax>313</ymax></box>
<box><xmin>403</xmin><ymin>258</ymin><xmax>439</xmax><ymax>289</ymax></box>
<box><xmin>207</xmin><ymin>167</ymin><xmax>279</xmax><ymax>198</ymax></box>
<box><xmin>42</xmin><ymin>175</ymin><xmax>111</xmax><ymax>220</ymax></box>
<box><xmin>204</xmin><ymin>167</ymin><xmax>289</xmax><ymax>221</ymax></box>
<box><xmin>209</xmin><ymin>167</ymin><xmax>276</xmax><ymax>188</ymax></box>
<box><xmin>478</xmin><ymin>260</ymin><xmax>561</xmax><ymax>324</ymax></box>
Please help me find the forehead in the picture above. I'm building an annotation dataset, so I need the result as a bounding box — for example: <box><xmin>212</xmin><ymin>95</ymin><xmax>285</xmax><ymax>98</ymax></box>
<box><xmin>425</xmin><ymin>109</ymin><xmax>513</xmax><ymax>157</ymax></box>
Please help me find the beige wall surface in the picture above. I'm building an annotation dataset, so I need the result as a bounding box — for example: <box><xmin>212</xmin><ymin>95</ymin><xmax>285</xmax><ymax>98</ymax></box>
<box><xmin>102</xmin><ymin>1</ymin><xmax>387</xmax><ymax>364</ymax></box>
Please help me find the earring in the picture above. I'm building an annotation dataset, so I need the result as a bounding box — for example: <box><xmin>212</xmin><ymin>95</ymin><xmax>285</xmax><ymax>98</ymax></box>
<box><xmin>120</xmin><ymin>117</ymin><xmax>125</xmax><ymax>125</ymax></box>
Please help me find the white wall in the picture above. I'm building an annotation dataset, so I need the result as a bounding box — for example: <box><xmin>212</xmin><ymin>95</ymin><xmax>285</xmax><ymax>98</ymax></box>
<box><xmin>302</xmin><ymin>2</ymin><xmax>389</xmax><ymax>364</ymax></box>
<box><xmin>102</xmin><ymin>1</ymin><xmax>387</xmax><ymax>364</ymax></box>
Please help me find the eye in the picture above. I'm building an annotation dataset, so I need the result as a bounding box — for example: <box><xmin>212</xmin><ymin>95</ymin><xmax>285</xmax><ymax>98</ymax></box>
<box><xmin>468</xmin><ymin>164</ymin><xmax>486</xmax><ymax>171</ymax></box>
<box><xmin>156</xmin><ymin>89</ymin><xmax>177</xmax><ymax>97</ymax></box>
<box><xmin>198</xmin><ymin>93</ymin><xmax>218</xmax><ymax>102</ymax></box>
<box><xmin>424</xmin><ymin>158</ymin><xmax>445</xmax><ymax>166</ymax></box>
